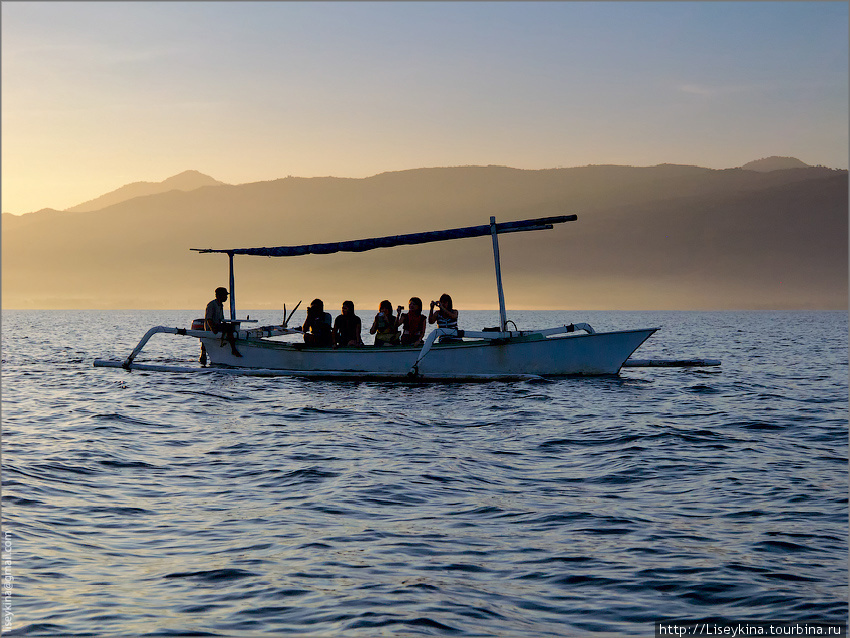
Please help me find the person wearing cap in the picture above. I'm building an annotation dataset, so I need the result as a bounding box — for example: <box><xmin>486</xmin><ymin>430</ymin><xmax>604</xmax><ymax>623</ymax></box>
<box><xmin>203</xmin><ymin>286</ymin><xmax>241</xmax><ymax>359</ymax></box>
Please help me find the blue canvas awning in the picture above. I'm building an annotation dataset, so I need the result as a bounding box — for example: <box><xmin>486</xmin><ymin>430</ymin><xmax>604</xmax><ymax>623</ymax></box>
<box><xmin>192</xmin><ymin>215</ymin><xmax>576</xmax><ymax>257</ymax></box>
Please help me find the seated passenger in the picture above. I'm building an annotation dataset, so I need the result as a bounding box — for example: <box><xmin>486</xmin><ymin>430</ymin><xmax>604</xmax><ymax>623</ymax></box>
<box><xmin>333</xmin><ymin>300</ymin><xmax>363</xmax><ymax>347</ymax></box>
<box><xmin>398</xmin><ymin>297</ymin><xmax>427</xmax><ymax>346</ymax></box>
<box><xmin>204</xmin><ymin>286</ymin><xmax>241</xmax><ymax>357</ymax></box>
<box><xmin>370</xmin><ymin>300</ymin><xmax>400</xmax><ymax>346</ymax></box>
<box><xmin>428</xmin><ymin>293</ymin><xmax>460</xmax><ymax>343</ymax></box>
<box><xmin>302</xmin><ymin>298</ymin><xmax>333</xmax><ymax>347</ymax></box>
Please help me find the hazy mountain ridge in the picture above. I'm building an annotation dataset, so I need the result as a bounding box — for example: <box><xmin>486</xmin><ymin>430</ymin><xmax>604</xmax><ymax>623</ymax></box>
<box><xmin>741</xmin><ymin>156</ymin><xmax>811</xmax><ymax>172</ymax></box>
<box><xmin>1</xmin><ymin>208</ymin><xmax>65</xmax><ymax>228</ymax></box>
<box><xmin>64</xmin><ymin>170</ymin><xmax>225</xmax><ymax>214</ymax></box>
<box><xmin>2</xmin><ymin>163</ymin><xmax>846</xmax><ymax>310</ymax></box>
<box><xmin>2</xmin><ymin>170</ymin><xmax>225</xmax><ymax>227</ymax></box>
<box><xmin>1</xmin><ymin>157</ymin><xmax>820</xmax><ymax>219</ymax></box>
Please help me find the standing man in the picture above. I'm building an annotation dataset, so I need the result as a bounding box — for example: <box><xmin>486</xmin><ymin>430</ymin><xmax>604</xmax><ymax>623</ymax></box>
<box><xmin>202</xmin><ymin>287</ymin><xmax>241</xmax><ymax>361</ymax></box>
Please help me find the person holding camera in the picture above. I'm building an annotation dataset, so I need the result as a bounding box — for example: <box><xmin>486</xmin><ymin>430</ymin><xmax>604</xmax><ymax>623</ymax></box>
<box><xmin>398</xmin><ymin>297</ymin><xmax>427</xmax><ymax>346</ymax></box>
<box><xmin>429</xmin><ymin>293</ymin><xmax>460</xmax><ymax>343</ymax></box>
<box><xmin>302</xmin><ymin>298</ymin><xmax>333</xmax><ymax>347</ymax></box>
<box><xmin>370</xmin><ymin>300</ymin><xmax>400</xmax><ymax>346</ymax></box>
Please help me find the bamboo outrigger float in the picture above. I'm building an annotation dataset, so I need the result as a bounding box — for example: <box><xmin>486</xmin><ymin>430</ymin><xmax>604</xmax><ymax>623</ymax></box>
<box><xmin>94</xmin><ymin>215</ymin><xmax>718</xmax><ymax>379</ymax></box>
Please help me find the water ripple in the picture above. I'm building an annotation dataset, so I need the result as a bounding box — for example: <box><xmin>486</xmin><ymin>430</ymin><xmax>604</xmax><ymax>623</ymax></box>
<box><xmin>2</xmin><ymin>310</ymin><xmax>846</xmax><ymax>636</ymax></box>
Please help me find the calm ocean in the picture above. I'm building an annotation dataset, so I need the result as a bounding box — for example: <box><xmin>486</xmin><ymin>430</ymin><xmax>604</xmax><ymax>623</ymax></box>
<box><xmin>2</xmin><ymin>310</ymin><xmax>847</xmax><ymax>636</ymax></box>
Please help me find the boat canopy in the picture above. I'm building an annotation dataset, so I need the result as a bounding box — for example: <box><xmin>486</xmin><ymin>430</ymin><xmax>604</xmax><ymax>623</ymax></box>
<box><xmin>192</xmin><ymin>214</ymin><xmax>577</xmax><ymax>329</ymax></box>
<box><xmin>191</xmin><ymin>215</ymin><xmax>576</xmax><ymax>257</ymax></box>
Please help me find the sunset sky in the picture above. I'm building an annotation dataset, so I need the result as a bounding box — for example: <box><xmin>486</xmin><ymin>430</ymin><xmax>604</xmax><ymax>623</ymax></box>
<box><xmin>2</xmin><ymin>1</ymin><xmax>847</xmax><ymax>215</ymax></box>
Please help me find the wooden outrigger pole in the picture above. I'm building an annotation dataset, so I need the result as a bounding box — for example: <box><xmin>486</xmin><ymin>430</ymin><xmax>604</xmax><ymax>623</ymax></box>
<box><xmin>228</xmin><ymin>251</ymin><xmax>236</xmax><ymax>321</ymax></box>
<box><xmin>490</xmin><ymin>216</ymin><xmax>508</xmax><ymax>332</ymax></box>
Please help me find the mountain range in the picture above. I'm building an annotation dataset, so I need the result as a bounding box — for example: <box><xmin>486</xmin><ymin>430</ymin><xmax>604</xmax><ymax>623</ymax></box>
<box><xmin>2</xmin><ymin>160</ymin><xmax>847</xmax><ymax>310</ymax></box>
<box><xmin>740</xmin><ymin>156</ymin><xmax>813</xmax><ymax>172</ymax></box>
<box><xmin>65</xmin><ymin>170</ymin><xmax>224</xmax><ymax>214</ymax></box>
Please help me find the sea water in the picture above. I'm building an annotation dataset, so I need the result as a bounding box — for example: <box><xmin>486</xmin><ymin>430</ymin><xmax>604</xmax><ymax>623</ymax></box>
<box><xmin>2</xmin><ymin>310</ymin><xmax>847</xmax><ymax>636</ymax></box>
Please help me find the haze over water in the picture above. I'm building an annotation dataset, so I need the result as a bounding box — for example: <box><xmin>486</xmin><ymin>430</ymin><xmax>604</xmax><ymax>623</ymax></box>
<box><xmin>2</xmin><ymin>310</ymin><xmax>846</xmax><ymax>636</ymax></box>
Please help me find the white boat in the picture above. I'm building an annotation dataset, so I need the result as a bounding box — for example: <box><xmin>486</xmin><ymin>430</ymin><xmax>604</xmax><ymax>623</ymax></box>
<box><xmin>94</xmin><ymin>215</ymin><xmax>713</xmax><ymax>380</ymax></box>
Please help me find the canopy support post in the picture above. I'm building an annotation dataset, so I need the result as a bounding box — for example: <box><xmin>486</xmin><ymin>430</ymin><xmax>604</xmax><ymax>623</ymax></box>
<box><xmin>228</xmin><ymin>251</ymin><xmax>236</xmax><ymax>320</ymax></box>
<box><xmin>490</xmin><ymin>216</ymin><xmax>507</xmax><ymax>332</ymax></box>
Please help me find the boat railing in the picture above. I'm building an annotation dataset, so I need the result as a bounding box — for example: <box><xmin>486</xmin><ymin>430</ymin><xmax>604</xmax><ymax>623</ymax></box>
<box><xmin>236</xmin><ymin>325</ymin><xmax>301</xmax><ymax>340</ymax></box>
<box><xmin>235</xmin><ymin>322</ymin><xmax>596</xmax><ymax>344</ymax></box>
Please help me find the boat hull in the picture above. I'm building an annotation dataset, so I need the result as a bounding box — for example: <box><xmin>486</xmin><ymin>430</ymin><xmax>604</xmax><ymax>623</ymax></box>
<box><xmin>200</xmin><ymin>328</ymin><xmax>657</xmax><ymax>379</ymax></box>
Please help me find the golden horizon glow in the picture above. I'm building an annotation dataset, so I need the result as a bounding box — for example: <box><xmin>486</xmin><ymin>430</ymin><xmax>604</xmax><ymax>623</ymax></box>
<box><xmin>2</xmin><ymin>2</ymin><xmax>847</xmax><ymax>215</ymax></box>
